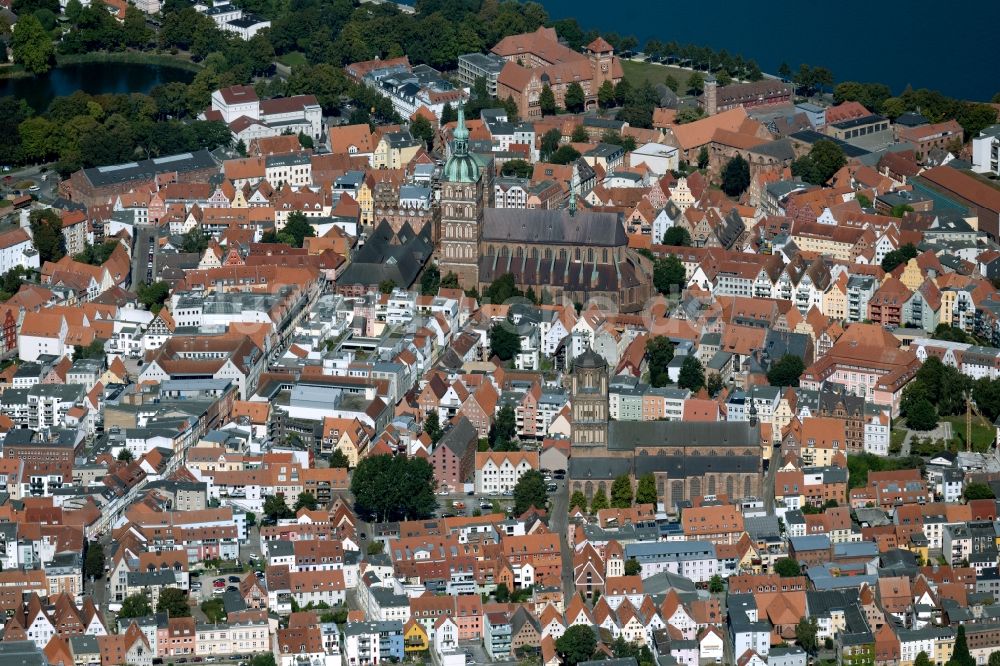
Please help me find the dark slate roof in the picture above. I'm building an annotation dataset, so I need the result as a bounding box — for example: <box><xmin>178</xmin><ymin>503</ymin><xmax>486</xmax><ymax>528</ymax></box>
<box><xmin>438</xmin><ymin>416</ymin><xmax>478</xmax><ymax>458</ymax></box>
<box><xmin>568</xmin><ymin>457</ymin><xmax>633</xmax><ymax>480</ymax></box>
<box><xmin>482</xmin><ymin>208</ymin><xmax>627</xmax><ymax>247</ymax></box>
<box><xmin>749</xmin><ymin>138</ymin><xmax>796</xmax><ymax>161</ymax></box>
<box><xmin>607</xmin><ymin>421</ymin><xmax>760</xmax><ymax>451</ymax></box>
<box><xmin>339</xmin><ymin>220</ymin><xmax>432</xmax><ymax>288</ymax></box>
<box><xmin>790</xmin><ymin>130</ymin><xmax>870</xmax><ymax>157</ymax></box>
<box><xmin>479</xmin><ymin>252</ymin><xmax>645</xmax><ymax>296</ymax></box>
<box><xmin>633</xmin><ymin>455</ymin><xmax>759</xmax><ymax>478</ymax></box>
<box><xmin>82</xmin><ymin>149</ymin><xmax>218</xmax><ymax>188</ymax></box>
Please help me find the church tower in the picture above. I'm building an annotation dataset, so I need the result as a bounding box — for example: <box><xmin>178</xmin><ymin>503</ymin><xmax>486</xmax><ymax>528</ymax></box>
<box><xmin>439</xmin><ymin>106</ymin><xmax>487</xmax><ymax>289</ymax></box>
<box><xmin>704</xmin><ymin>75</ymin><xmax>718</xmax><ymax>116</ymax></box>
<box><xmin>571</xmin><ymin>347</ymin><xmax>609</xmax><ymax>452</ymax></box>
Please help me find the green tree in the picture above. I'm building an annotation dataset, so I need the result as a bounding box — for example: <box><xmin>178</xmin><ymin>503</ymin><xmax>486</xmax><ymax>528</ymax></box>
<box><xmin>513</xmin><ymin>469</ymin><xmax>547</xmax><ymax>515</ymax></box>
<box><xmin>539</xmin><ymin>84</ymin><xmax>556</xmax><ymax>116</ymax></box>
<box><xmin>29</xmin><ymin>209</ymin><xmax>65</xmax><ymax>263</ymax></box>
<box><xmin>282</xmin><ymin>212</ymin><xmax>316</xmax><ymax>248</ymax></box>
<box><xmin>489</xmin><ymin>322</ymin><xmax>521</xmax><ymax>361</ymax></box>
<box><xmin>73</xmin><ymin>338</ymin><xmax>106</xmax><ymax>362</ymax></box>
<box><xmin>564</xmin><ymin>82</ymin><xmax>585</xmax><ymax>113</ymax></box>
<box><xmin>774</xmin><ymin>557</ymin><xmax>801</xmax><ymax>577</ymax></box>
<box><xmin>351</xmin><ymin>455</ymin><xmax>437</xmax><ymax>522</ymax></box>
<box><xmin>484</xmin><ymin>273</ymin><xmax>524</xmax><ymax>303</ymax></box>
<box><xmin>540</xmin><ymin>128</ymin><xmax>562</xmax><ymax>159</ymax></box>
<box><xmin>440</xmin><ymin>272</ymin><xmax>460</xmax><ymax>290</ymax></box>
<box><xmin>571</xmin><ymin>125</ymin><xmax>589</xmax><ymax>143</ymax></box>
<box><xmin>250</xmin><ymin>654</ymin><xmax>276</xmax><ymax>666</ymax></box>
<box><xmin>677</xmin><ymin>355</ymin><xmax>705</xmax><ymax>392</ymax></box>
<box><xmin>569</xmin><ymin>491</ymin><xmax>588</xmax><ymax>513</ymax></box>
<box><xmin>122</xmin><ymin>6</ymin><xmax>151</xmax><ymax>48</ymax></box>
<box><xmin>634</xmin><ymin>473</ymin><xmax>657</xmax><ymax>505</ymax></box>
<box><xmin>778</xmin><ymin>62</ymin><xmax>792</xmax><ymax>80</ymax></box>
<box><xmin>953</xmin><ymin>625</ymin><xmax>974</xmax><ymax>666</ymax></box>
<box><xmin>721</xmin><ymin>155</ymin><xmax>751</xmax><ymax>197</ymax></box>
<box><xmin>263</xmin><ymin>494</ymin><xmax>294</xmax><ymax>521</ymax></box>
<box><xmin>697</xmin><ymin>146</ymin><xmax>709</xmax><ymax>170</ymax></box>
<box><xmin>791</xmin><ymin>139</ymin><xmax>846</xmax><ymax>185</ymax></box>
<box><xmin>329</xmin><ymin>449</ymin><xmax>350</xmax><ymax>469</ymax></box>
<box><xmin>420</xmin><ymin>264</ymin><xmax>440</xmax><ymax>296</ymax></box>
<box><xmin>137</xmin><ymin>281</ymin><xmax>170</xmax><ymax>314</ymax></box>
<box><xmin>501</xmin><ymin>159</ymin><xmax>533</xmax><ymax>178</ymax></box>
<box><xmin>890</xmin><ymin>203</ymin><xmax>914</xmax><ymax>218</ymax></box>
<box><xmin>181</xmin><ymin>228</ymin><xmax>209</xmax><ymax>254</ymax></box>
<box><xmin>653</xmin><ymin>255</ymin><xmax>685</xmax><ymax>296</ymax></box>
<box><xmin>589</xmin><ymin>488</ymin><xmax>609</xmax><ymax>512</ymax></box>
<box><xmin>686</xmin><ymin>71</ymin><xmax>705</xmax><ymax>95</ymax></box>
<box><xmin>795</xmin><ymin>617</ymin><xmax>818</xmax><ymax>654</ymax></box>
<box><xmin>201</xmin><ymin>598</ymin><xmax>225</xmax><ymax>623</ymax></box>
<box><xmin>11</xmin><ymin>14</ymin><xmax>54</xmax><ymax>74</ymax></box>
<box><xmin>84</xmin><ymin>542</ymin><xmax>104</xmax><ymax>579</ymax></box>
<box><xmin>549</xmin><ymin>145</ymin><xmax>581</xmax><ymax>165</ymax></box>
<box><xmin>646</xmin><ymin>335</ymin><xmax>675</xmax><ymax>388</ymax></box>
<box><xmin>410</xmin><ymin>114</ymin><xmax>434</xmax><ymax>150</ymax></box>
<box><xmin>662</xmin><ymin>227</ymin><xmax>692</xmax><ymax>246</ymax></box>
<box><xmin>118</xmin><ymin>593</ymin><xmax>152</xmax><ymax>619</ymax></box>
<box><xmin>117</xmin><ymin>449</ymin><xmax>134</xmax><ymax>463</ymax></box>
<box><xmin>494</xmin><ymin>582</ymin><xmax>510</xmax><ymax>603</ymax></box>
<box><xmin>489</xmin><ymin>404</ymin><xmax>517</xmax><ymax>449</ymax></box>
<box><xmin>610</xmin><ymin>474</ymin><xmax>633</xmax><ymax>508</ymax></box>
<box><xmin>706</xmin><ymin>372</ymin><xmax>725</xmax><ymax>397</ymax></box>
<box><xmin>708</xmin><ymin>574</ymin><xmax>724</xmax><ymax>594</ymax></box>
<box><xmin>423</xmin><ymin>410</ymin><xmax>443</xmax><ymax>444</ymax></box>
<box><xmin>767</xmin><ymin>355</ymin><xmax>805</xmax><ymax>387</ymax></box>
<box><xmin>378</xmin><ymin>280</ymin><xmax>396</xmax><ymax>294</ymax></box>
<box><xmin>623</xmin><ymin>558</ymin><xmax>641</xmax><ymax>576</ymax></box>
<box><xmin>913</xmin><ymin>652</ymin><xmax>931</xmax><ymax>666</ymax></box>
<box><xmin>294</xmin><ymin>492</ymin><xmax>318</xmax><ymax>512</ymax></box>
<box><xmin>366</xmin><ymin>541</ymin><xmax>384</xmax><ymax>556</ymax></box>
<box><xmin>598</xmin><ymin>80</ymin><xmax>616</xmax><ymax>109</ymax></box>
<box><xmin>987</xmin><ymin>651</ymin><xmax>1000</xmax><ymax>666</ymax></box>
<box><xmin>156</xmin><ymin>588</ymin><xmax>191</xmax><ymax>618</ymax></box>
<box><xmin>674</xmin><ymin>107</ymin><xmax>704</xmax><ymax>125</ymax></box>
<box><xmin>555</xmin><ymin>625</ymin><xmax>597</xmax><ymax>666</ymax></box>
<box><xmin>963</xmin><ymin>482</ymin><xmax>996</xmax><ymax>501</ymax></box>
<box><xmin>881</xmin><ymin>243</ymin><xmax>919</xmax><ymax>272</ymax></box>
<box><xmin>74</xmin><ymin>240</ymin><xmax>120</xmax><ymax>266</ymax></box>
<box><xmin>906</xmin><ymin>397</ymin><xmax>938</xmax><ymax>431</ymax></box>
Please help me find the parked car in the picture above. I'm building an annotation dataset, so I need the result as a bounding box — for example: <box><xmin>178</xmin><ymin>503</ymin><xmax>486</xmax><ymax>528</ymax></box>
<box><xmin>191</xmin><ymin>582</ymin><xmax>202</xmax><ymax>591</ymax></box>
<box><xmin>228</xmin><ymin>575</ymin><xmax>241</xmax><ymax>583</ymax></box>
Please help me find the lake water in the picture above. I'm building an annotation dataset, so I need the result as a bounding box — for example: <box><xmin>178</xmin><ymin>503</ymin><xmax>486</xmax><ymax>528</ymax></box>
<box><xmin>539</xmin><ymin>0</ymin><xmax>1000</xmax><ymax>101</ymax></box>
<box><xmin>0</xmin><ymin>62</ymin><xmax>196</xmax><ymax>111</ymax></box>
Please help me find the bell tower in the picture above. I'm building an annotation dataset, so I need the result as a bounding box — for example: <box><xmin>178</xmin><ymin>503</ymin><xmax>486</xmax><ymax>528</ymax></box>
<box><xmin>571</xmin><ymin>347</ymin><xmax>609</xmax><ymax>453</ymax></box>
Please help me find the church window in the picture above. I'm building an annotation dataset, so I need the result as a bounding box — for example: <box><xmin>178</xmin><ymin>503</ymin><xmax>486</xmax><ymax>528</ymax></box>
<box><xmin>708</xmin><ymin>477</ymin><xmax>717</xmax><ymax>495</ymax></box>
<box><xmin>588</xmin><ymin>248</ymin><xmax>594</xmax><ymax>262</ymax></box>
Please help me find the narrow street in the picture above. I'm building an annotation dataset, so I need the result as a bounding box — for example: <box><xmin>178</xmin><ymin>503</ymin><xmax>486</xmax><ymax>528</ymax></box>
<box><xmin>545</xmin><ymin>478</ymin><xmax>574</xmax><ymax>599</ymax></box>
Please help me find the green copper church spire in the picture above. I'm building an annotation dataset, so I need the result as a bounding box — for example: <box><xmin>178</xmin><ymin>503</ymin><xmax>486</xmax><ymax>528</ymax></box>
<box><xmin>443</xmin><ymin>103</ymin><xmax>481</xmax><ymax>183</ymax></box>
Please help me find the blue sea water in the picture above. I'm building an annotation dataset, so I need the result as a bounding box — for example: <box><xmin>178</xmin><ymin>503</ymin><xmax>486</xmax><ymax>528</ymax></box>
<box><xmin>538</xmin><ymin>0</ymin><xmax>1000</xmax><ymax>101</ymax></box>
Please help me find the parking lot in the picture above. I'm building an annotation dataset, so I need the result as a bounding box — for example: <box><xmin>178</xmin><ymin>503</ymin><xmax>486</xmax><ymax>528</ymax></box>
<box><xmin>436</xmin><ymin>470</ymin><xmax>567</xmax><ymax>518</ymax></box>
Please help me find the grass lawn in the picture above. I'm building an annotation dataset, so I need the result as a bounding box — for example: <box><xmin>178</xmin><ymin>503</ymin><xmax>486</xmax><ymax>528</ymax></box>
<box><xmin>621</xmin><ymin>59</ymin><xmax>700</xmax><ymax>91</ymax></box>
<box><xmin>278</xmin><ymin>52</ymin><xmax>308</xmax><ymax>68</ymax></box>
<box><xmin>941</xmin><ymin>415</ymin><xmax>995</xmax><ymax>453</ymax></box>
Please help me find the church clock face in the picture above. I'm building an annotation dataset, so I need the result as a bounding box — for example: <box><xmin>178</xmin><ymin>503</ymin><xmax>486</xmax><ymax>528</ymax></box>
<box><xmin>601</xmin><ymin>63</ymin><xmax>608</xmax><ymax>72</ymax></box>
